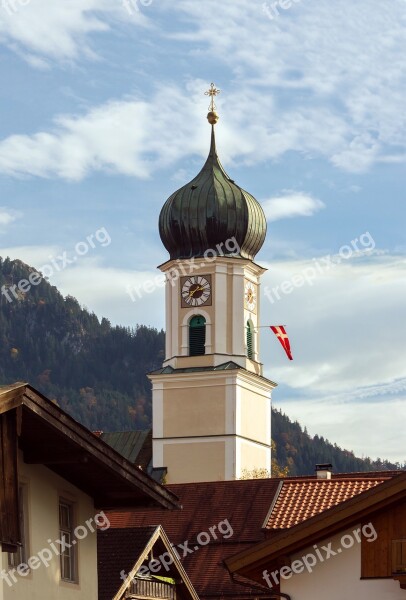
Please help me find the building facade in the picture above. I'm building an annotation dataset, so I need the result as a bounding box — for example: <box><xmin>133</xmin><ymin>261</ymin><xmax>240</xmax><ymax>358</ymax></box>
<box><xmin>0</xmin><ymin>383</ymin><xmax>179</xmax><ymax>600</ymax></box>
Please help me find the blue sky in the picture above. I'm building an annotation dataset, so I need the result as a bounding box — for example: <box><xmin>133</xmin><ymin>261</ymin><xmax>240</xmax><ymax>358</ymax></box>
<box><xmin>0</xmin><ymin>0</ymin><xmax>405</xmax><ymax>462</ymax></box>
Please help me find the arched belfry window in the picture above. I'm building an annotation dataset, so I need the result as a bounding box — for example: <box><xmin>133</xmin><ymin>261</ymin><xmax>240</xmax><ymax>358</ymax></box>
<box><xmin>247</xmin><ymin>320</ymin><xmax>254</xmax><ymax>360</ymax></box>
<box><xmin>189</xmin><ymin>315</ymin><xmax>206</xmax><ymax>356</ymax></box>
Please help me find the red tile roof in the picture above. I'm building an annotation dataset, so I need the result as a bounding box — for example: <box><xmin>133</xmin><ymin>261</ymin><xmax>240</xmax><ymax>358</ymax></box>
<box><xmin>265</xmin><ymin>477</ymin><xmax>389</xmax><ymax>529</ymax></box>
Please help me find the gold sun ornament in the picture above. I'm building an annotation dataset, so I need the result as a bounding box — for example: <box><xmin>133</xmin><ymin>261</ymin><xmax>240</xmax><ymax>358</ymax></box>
<box><xmin>205</xmin><ymin>83</ymin><xmax>221</xmax><ymax>125</ymax></box>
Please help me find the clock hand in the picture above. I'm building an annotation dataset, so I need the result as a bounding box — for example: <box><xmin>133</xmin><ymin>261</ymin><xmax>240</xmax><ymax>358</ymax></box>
<box><xmin>189</xmin><ymin>285</ymin><xmax>205</xmax><ymax>297</ymax></box>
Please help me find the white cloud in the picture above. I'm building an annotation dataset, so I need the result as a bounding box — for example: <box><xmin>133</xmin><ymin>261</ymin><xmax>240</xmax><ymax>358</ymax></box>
<box><xmin>52</xmin><ymin>260</ymin><xmax>165</xmax><ymax>329</ymax></box>
<box><xmin>1</xmin><ymin>2</ymin><xmax>406</xmax><ymax>175</ymax></box>
<box><xmin>0</xmin><ymin>82</ymin><xmax>216</xmax><ymax>180</ymax></box>
<box><xmin>1</xmin><ymin>1</ymin><xmax>405</xmax><ymax>177</ymax></box>
<box><xmin>277</xmin><ymin>394</ymin><xmax>406</xmax><ymax>463</ymax></box>
<box><xmin>0</xmin><ymin>83</ymin><xmax>360</xmax><ymax>180</ymax></box>
<box><xmin>263</xmin><ymin>191</ymin><xmax>325</xmax><ymax>222</ymax></box>
<box><xmin>0</xmin><ymin>207</ymin><xmax>22</xmax><ymax>227</ymax></box>
<box><xmin>0</xmin><ymin>246</ymin><xmax>166</xmax><ymax>328</ymax></box>
<box><xmin>0</xmin><ymin>0</ymin><xmax>148</xmax><ymax>65</ymax></box>
<box><xmin>258</xmin><ymin>251</ymin><xmax>406</xmax><ymax>460</ymax></box>
<box><xmin>0</xmin><ymin>245</ymin><xmax>61</xmax><ymax>266</ymax></box>
<box><xmin>261</xmin><ymin>253</ymin><xmax>406</xmax><ymax>392</ymax></box>
<box><xmin>165</xmin><ymin>0</ymin><xmax>406</xmax><ymax>172</ymax></box>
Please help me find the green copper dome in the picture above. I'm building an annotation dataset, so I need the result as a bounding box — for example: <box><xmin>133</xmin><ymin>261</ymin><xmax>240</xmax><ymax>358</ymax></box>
<box><xmin>159</xmin><ymin>127</ymin><xmax>267</xmax><ymax>261</ymax></box>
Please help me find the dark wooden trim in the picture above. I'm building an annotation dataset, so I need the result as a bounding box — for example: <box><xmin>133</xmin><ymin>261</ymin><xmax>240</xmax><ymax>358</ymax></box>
<box><xmin>0</xmin><ymin>411</ymin><xmax>20</xmax><ymax>547</ymax></box>
<box><xmin>0</xmin><ymin>391</ymin><xmax>25</xmax><ymax>415</ymax></box>
<box><xmin>24</xmin><ymin>451</ymin><xmax>90</xmax><ymax>465</ymax></box>
<box><xmin>0</xmin><ymin>384</ymin><xmax>180</xmax><ymax>511</ymax></box>
<box><xmin>22</xmin><ymin>387</ymin><xmax>179</xmax><ymax>510</ymax></box>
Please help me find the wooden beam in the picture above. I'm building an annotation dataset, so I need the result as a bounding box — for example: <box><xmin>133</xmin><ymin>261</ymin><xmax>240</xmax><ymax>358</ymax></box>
<box><xmin>0</xmin><ymin>385</ymin><xmax>179</xmax><ymax>510</ymax></box>
<box><xmin>0</xmin><ymin>412</ymin><xmax>20</xmax><ymax>547</ymax></box>
<box><xmin>22</xmin><ymin>388</ymin><xmax>179</xmax><ymax>510</ymax></box>
<box><xmin>23</xmin><ymin>450</ymin><xmax>89</xmax><ymax>465</ymax></box>
<box><xmin>0</xmin><ymin>392</ymin><xmax>24</xmax><ymax>416</ymax></box>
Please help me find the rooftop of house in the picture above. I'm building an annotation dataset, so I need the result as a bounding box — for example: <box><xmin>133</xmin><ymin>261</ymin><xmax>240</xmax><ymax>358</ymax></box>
<box><xmin>98</xmin><ymin>525</ymin><xmax>200</xmax><ymax>600</ymax></box>
<box><xmin>0</xmin><ymin>383</ymin><xmax>179</xmax><ymax>511</ymax></box>
<box><xmin>95</xmin><ymin>429</ymin><xmax>166</xmax><ymax>482</ymax></box>
<box><xmin>225</xmin><ymin>470</ymin><xmax>406</xmax><ymax>583</ymax></box>
<box><xmin>265</xmin><ymin>476</ymin><xmax>390</xmax><ymax>530</ymax></box>
<box><xmin>98</xmin><ymin>526</ymin><xmax>158</xmax><ymax>600</ymax></box>
<box><xmin>106</xmin><ymin>470</ymin><xmax>403</xmax><ymax>598</ymax></box>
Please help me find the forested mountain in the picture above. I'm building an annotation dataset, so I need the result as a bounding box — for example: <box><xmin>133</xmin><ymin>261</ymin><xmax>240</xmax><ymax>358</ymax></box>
<box><xmin>0</xmin><ymin>257</ymin><xmax>402</xmax><ymax>475</ymax></box>
<box><xmin>271</xmin><ymin>409</ymin><xmax>401</xmax><ymax>475</ymax></box>
<box><xmin>0</xmin><ymin>257</ymin><xmax>163</xmax><ymax>430</ymax></box>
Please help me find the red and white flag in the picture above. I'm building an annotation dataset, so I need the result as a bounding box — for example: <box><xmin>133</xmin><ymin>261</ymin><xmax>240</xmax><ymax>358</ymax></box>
<box><xmin>270</xmin><ymin>325</ymin><xmax>293</xmax><ymax>360</ymax></box>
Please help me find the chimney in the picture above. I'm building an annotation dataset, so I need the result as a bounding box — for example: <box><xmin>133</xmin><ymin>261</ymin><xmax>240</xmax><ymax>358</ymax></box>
<box><xmin>315</xmin><ymin>463</ymin><xmax>333</xmax><ymax>480</ymax></box>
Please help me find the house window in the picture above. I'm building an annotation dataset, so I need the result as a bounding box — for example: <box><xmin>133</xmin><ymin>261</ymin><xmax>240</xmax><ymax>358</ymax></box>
<box><xmin>8</xmin><ymin>485</ymin><xmax>28</xmax><ymax>568</ymax></box>
<box><xmin>189</xmin><ymin>315</ymin><xmax>206</xmax><ymax>356</ymax></box>
<box><xmin>59</xmin><ymin>500</ymin><xmax>77</xmax><ymax>582</ymax></box>
<box><xmin>392</xmin><ymin>540</ymin><xmax>406</xmax><ymax>574</ymax></box>
<box><xmin>246</xmin><ymin>321</ymin><xmax>254</xmax><ymax>359</ymax></box>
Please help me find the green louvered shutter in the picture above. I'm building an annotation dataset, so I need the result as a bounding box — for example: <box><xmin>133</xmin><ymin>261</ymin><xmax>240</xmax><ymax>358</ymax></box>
<box><xmin>247</xmin><ymin>321</ymin><xmax>253</xmax><ymax>359</ymax></box>
<box><xmin>189</xmin><ymin>316</ymin><xmax>206</xmax><ymax>356</ymax></box>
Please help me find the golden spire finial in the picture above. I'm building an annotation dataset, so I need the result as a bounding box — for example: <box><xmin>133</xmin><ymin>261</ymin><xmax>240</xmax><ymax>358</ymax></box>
<box><xmin>205</xmin><ymin>83</ymin><xmax>220</xmax><ymax>125</ymax></box>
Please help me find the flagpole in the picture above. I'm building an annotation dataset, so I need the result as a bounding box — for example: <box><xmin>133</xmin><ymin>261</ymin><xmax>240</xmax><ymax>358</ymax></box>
<box><xmin>245</xmin><ymin>325</ymin><xmax>287</xmax><ymax>328</ymax></box>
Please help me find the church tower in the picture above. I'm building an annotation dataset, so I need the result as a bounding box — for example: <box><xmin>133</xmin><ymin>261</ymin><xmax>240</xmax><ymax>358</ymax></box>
<box><xmin>149</xmin><ymin>85</ymin><xmax>276</xmax><ymax>483</ymax></box>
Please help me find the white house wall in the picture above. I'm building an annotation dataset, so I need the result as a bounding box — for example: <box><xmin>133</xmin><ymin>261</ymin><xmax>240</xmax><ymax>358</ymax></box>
<box><xmin>281</xmin><ymin>527</ymin><xmax>404</xmax><ymax>600</ymax></box>
<box><xmin>1</xmin><ymin>458</ymin><xmax>98</xmax><ymax>600</ymax></box>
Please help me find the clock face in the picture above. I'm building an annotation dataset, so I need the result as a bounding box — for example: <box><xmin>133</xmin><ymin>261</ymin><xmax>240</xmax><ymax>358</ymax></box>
<box><xmin>181</xmin><ymin>275</ymin><xmax>212</xmax><ymax>307</ymax></box>
<box><xmin>244</xmin><ymin>281</ymin><xmax>257</xmax><ymax>312</ymax></box>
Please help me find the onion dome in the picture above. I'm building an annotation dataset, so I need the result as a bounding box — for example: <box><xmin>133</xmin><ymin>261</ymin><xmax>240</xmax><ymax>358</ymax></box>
<box><xmin>159</xmin><ymin>85</ymin><xmax>267</xmax><ymax>261</ymax></box>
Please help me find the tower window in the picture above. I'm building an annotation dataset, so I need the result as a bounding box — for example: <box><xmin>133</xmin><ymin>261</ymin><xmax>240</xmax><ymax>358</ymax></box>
<box><xmin>247</xmin><ymin>320</ymin><xmax>254</xmax><ymax>359</ymax></box>
<box><xmin>189</xmin><ymin>315</ymin><xmax>206</xmax><ymax>356</ymax></box>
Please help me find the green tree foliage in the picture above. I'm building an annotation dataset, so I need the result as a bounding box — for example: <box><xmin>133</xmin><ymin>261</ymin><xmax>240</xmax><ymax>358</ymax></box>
<box><xmin>0</xmin><ymin>258</ymin><xmax>164</xmax><ymax>430</ymax></box>
<box><xmin>0</xmin><ymin>258</ymin><xmax>403</xmax><ymax>475</ymax></box>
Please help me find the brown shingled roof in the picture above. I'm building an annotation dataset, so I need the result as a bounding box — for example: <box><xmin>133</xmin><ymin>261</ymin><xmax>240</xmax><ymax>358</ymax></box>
<box><xmin>98</xmin><ymin>525</ymin><xmax>200</xmax><ymax>600</ymax></box>
<box><xmin>107</xmin><ymin>478</ymin><xmax>281</xmax><ymax>598</ymax></box>
<box><xmin>265</xmin><ymin>476</ymin><xmax>389</xmax><ymax>529</ymax></box>
<box><xmin>98</xmin><ymin>526</ymin><xmax>157</xmax><ymax>600</ymax></box>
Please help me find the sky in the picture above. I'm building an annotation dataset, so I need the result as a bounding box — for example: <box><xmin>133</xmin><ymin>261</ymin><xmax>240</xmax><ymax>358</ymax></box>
<box><xmin>0</xmin><ymin>0</ymin><xmax>405</xmax><ymax>463</ymax></box>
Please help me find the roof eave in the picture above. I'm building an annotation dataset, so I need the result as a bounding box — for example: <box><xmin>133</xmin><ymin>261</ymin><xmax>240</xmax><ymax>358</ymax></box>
<box><xmin>0</xmin><ymin>384</ymin><xmax>180</xmax><ymax>511</ymax></box>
